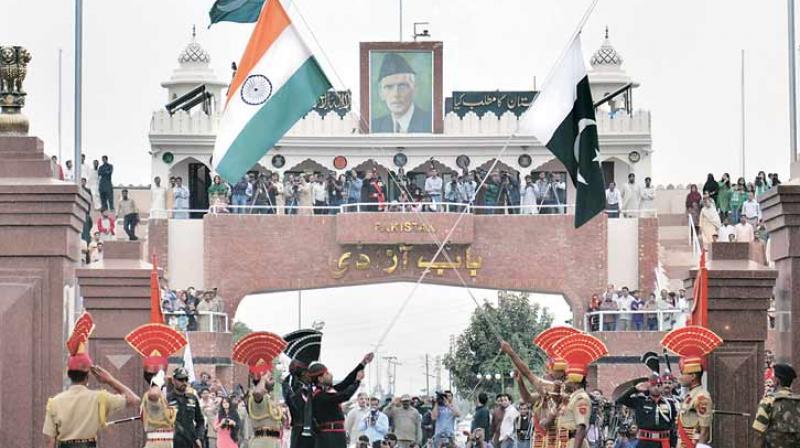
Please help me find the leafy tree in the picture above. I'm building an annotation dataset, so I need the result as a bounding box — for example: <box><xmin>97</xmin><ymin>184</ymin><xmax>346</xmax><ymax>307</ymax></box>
<box><xmin>232</xmin><ymin>320</ymin><xmax>254</xmax><ymax>343</ymax></box>
<box><xmin>443</xmin><ymin>291</ymin><xmax>554</xmax><ymax>397</ymax></box>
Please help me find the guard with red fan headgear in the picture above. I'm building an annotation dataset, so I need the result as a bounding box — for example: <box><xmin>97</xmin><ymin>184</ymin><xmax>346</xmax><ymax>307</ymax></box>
<box><xmin>125</xmin><ymin>323</ymin><xmax>188</xmax><ymax>447</ymax></box>
<box><xmin>499</xmin><ymin>326</ymin><xmax>582</xmax><ymax>448</ymax></box>
<box><xmin>540</xmin><ymin>333</ymin><xmax>608</xmax><ymax>448</ymax></box>
<box><xmin>661</xmin><ymin>326</ymin><xmax>722</xmax><ymax>448</ymax></box>
<box><xmin>232</xmin><ymin>332</ymin><xmax>288</xmax><ymax>448</ymax></box>
<box><xmin>43</xmin><ymin>312</ymin><xmax>140</xmax><ymax>447</ymax></box>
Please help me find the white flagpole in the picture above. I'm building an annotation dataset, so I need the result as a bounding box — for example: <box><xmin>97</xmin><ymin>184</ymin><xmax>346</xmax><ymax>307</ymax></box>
<box><xmin>789</xmin><ymin>0</ymin><xmax>798</xmax><ymax>167</ymax></box>
<box><xmin>74</xmin><ymin>0</ymin><xmax>82</xmax><ymax>185</ymax></box>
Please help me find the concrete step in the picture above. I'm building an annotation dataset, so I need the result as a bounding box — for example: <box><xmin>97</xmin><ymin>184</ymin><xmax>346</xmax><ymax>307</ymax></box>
<box><xmin>664</xmin><ymin>265</ymin><xmax>692</xmax><ymax>281</ymax></box>
<box><xmin>661</xmin><ymin>249</ymin><xmax>697</xmax><ymax>266</ymax></box>
<box><xmin>658</xmin><ymin>213</ymin><xmax>688</xmax><ymax>227</ymax></box>
<box><xmin>660</xmin><ymin>238</ymin><xmax>693</xmax><ymax>249</ymax></box>
<box><xmin>658</xmin><ymin>225</ymin><xmax>690</xmax><ymax>241</ymax></box>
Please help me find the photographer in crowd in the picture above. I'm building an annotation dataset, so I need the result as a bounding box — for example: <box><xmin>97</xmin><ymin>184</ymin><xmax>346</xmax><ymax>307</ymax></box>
<box><xmin>358</xmin><ymin>396</ymin><xmax>390</xmax><ymax>446</ymax></box>
<box><xmin>431</xmin><ymin>391</ymin><xmax>460</xmax><ymax>448</ymax></box>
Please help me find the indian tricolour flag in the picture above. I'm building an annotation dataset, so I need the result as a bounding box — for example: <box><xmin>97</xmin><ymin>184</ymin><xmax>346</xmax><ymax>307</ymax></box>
<box><xmin>212</xmin><ymin>0</ymin><xmax>331</xmax><ymax>182</ymax></box>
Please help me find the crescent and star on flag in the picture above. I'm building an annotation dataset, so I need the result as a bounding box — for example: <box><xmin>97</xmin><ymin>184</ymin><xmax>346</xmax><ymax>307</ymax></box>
<box><xmin>574</xmin><ymin>118</ymin><xmax>601</xmax><ymax>185</ymax></box>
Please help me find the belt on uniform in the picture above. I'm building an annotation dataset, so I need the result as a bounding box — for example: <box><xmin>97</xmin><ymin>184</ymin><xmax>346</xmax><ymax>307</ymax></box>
<box><xmin>58</xmin><ymin>439</ymin><xmax>97</xmax><ymax>448</ymax></box>
<box><xmin>317</xmin><ymin>421</ymin><xmax>345</xmax><ymax>432</ymax></box>
<box><xmin>638</xmin><ymin>429</ymin><xmax>670</xmax><ymax>448</ymax></box>
<box><xmin>254</xmin><ymin>428</ymin><xmax>282</xmax><ymax>438</ymax></box>
<box><xmin>146</xmin><ymin>430</ymin><xmax>175</xmax><ymax>441</ymax></box>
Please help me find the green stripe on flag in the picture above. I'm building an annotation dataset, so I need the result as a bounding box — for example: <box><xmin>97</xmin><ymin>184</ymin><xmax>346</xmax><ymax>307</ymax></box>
<box><xmin>209</xmin><ymin>0</ymin><xmax>264</xmax><ymax>25</ymax></box>
<box><xmin>216</xmin><ymin>57</ymin><xmax>332</xmax><ymax>182</ymax></box>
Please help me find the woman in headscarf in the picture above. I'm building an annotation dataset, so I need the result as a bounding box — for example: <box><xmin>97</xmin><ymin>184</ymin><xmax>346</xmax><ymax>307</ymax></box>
<box><xmin>699</xmin><ymin>196</ymin><xmax>722</xmax><ymax>249</ymax></box>
<box><xmin>702</xmin><ymin>173</ymin><xmax>719</xmax><ymax>204</ymax></box>
<box><xmin>685</xmin><ymin>184</ymin><xmax>702</xmax><ymax>228</ymax></box>
<box><xmin>716</xmin><ymin>173</ymin><xmax>732</xmax><ymax>221</ymax></box>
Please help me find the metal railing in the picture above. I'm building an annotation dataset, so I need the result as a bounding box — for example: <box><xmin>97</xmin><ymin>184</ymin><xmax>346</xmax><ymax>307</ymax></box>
<box><xmin>688</xmin><ymin>213</ymin><xmax>702</xmax><ymax>261</ymax></box>
<box><xmin>583</xmin><ymin>309</ymin><xmax>687</xmax><ymax>332</ymax></box>
<box><xmin>150</xmin><ymin>203</ymin><xmax>657</xmax><ymax>217</ymax></box>
<box><xmin>163</xmin><ymin>311</ymin><xmax>229</xmax><ymax>333</ymax></box>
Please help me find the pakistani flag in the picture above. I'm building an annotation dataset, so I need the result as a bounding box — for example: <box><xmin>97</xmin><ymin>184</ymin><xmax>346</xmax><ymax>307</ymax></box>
<box><xmin>519</xmin><ymin>35</ymin><xmax>606</xmax><ymax>228</ymax></box>
<box><xmin>209</xmin><ymin>0</ymin><xmax>265</xmax><ymax>25</ymax></box>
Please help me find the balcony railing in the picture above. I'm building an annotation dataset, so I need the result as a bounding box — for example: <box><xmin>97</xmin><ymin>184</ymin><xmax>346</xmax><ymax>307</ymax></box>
<box><xmin>584</xmin><ymin>309</ymin><xmax>687</xmax><ymax>332</ymax></box>
<box><xmin>164</xmin><ymin>311</ymin><xmax>229</xmax><ymax>333</ymax></box>
<box><xmin>151</xmin><ymin>203</ymin><xmax>657</xmax><ymax>217</ymax></box>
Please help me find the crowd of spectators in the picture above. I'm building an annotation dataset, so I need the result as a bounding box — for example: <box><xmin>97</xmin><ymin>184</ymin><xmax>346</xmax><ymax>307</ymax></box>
<box><xmin>687</xmin><ymin>171</ymin><xmax>777</xmax><ymax>249</ymax></box>
<box><xmin>586</xmin><ymin>284</ymin><xmax>690</xmax><ymax>332</ymax></box>
<box><xmin>152</xmin><ymin>166</ymin><xmax>570</xmax><ymax>216</ymax></box>
<box><xmin>161</xmin><ymin>287</ymin><xmax>227</xmax><ymax>332</ymax></box>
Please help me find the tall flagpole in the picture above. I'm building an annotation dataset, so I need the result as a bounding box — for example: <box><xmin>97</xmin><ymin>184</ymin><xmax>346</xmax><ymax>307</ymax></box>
<box><xmin>74</xmin><ymin>0</ymin><xmax>83</xmax><ymax>185</ymax></box>
<box><xmin>58</xmin><ymin>48</ymin><xmax>63</xmax><ymax>164</ymax></box>
<box><xmin>741</xmin><ymin>49</ymin><xmax>746</xmax><ymax>179</ymax></box>
<box><xmin>789</xmin><ymin>0</ymin><xmax>798</xmax><ymax>167</ymax></box>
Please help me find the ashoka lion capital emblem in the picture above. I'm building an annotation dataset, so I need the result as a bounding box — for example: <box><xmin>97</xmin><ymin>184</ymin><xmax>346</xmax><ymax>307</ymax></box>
<box><xmin>0</xmin><ymin>45</ymin><xmax>32</xmax><ymax>135</ymax></box>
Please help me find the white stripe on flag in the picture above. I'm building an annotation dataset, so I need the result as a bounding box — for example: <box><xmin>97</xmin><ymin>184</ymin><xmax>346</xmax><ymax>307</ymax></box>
<box><xmin>183</xmin><ymin>335</ymin><xmax>196</xmax><ymax>384</ymax></box>
<box><xmin>518</xmin><ymin>36</ymin><xmax>588</xmax><ymax>144</ymax></box>
<box><xmin>214</xmin><ymin>25</ymin><xmax>312</xmax><ymax>164</ymax></box>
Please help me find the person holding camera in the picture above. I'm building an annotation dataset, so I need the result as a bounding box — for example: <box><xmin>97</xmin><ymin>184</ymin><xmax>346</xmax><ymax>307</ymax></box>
<box><xmin>215</xmin><ymin>397</ymin><xmax>241</xmax><ymax>448</ymax></box>
<box><xmin>358</xmin><ymin>397</ymin><xmax>390</xmax><ymax>446</ymax></box>
<box><xmin>431</xmin><ymin>391</ymin><xmax>460</xmax><ymax>448</ymax></box>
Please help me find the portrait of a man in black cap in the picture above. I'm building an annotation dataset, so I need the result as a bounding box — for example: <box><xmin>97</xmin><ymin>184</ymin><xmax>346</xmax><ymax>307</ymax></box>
<box><xmin>371</xmin><ymin>52</ymin><xmax>433</xmax><ymax>133</ymax></box>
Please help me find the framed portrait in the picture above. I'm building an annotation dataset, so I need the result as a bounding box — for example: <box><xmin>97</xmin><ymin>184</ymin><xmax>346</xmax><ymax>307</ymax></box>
<box><xmin>360</xmin><ymin>41</ymin><xmax>443</xmax><ymax>134</ymax></box>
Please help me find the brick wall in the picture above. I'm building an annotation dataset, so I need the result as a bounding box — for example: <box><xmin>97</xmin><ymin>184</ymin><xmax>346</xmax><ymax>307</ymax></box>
<box><xmin>148</xmin><ymin>218</ymin><xmax>169</xmax><ymax>278</ymax></box>
<box><xmin>638</xmin><ymin>217</ymin><xmax>658</xmax><ymax>293</ymax></box>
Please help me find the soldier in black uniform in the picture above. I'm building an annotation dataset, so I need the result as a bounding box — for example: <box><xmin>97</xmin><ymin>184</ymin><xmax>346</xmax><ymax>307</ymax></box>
<box><xmin>282</xmin><ymin>330</ymin><xmax>325</xmax><ymax>448</ymax></box>
<box><xmin>168</xmin><ymin>367</ymin><xmax>205</xmax><ymax>448</ymax></box>
<box><xmin>310</xmin><ymin>354</ymin><xmax>374</xmax><ymax>448</ymax></box>
<box><xmin>615</xmin><ymin>377</ymin><xmax>677</xmax><ymax>448</ymax></box>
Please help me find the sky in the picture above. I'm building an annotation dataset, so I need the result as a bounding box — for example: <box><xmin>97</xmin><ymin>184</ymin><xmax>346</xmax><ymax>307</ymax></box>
<box><xmin>235</xmin><ymin>283</ymin><xmax>570</xmax><ymax>397</ymax></box>
<box><xmin>2</xmin><ymin>0</ymin><xmax>794</xmax><ymax>185</ymax></box>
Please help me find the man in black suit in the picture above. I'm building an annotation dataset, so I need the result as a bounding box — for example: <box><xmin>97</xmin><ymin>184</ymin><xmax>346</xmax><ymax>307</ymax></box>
<box><xmin>371</xmin><ymin>53</ymin><xmax>432</xmax><ymax>133</ymax></box>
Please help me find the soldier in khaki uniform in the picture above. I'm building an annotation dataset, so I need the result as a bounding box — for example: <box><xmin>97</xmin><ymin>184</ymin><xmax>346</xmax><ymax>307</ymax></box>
<box><xmin>753</xmin><ymin>363</ymin><xmax>800</xmax><ymax>447</ymax></box>
<box><xmin>232</xmin><ymin>331</ymin><xmax>289</xmax><ymax>448</ymax></box>
<box><xmin>43</xmin><ymin>312</ymin><xmax>140</xmax><ymax>448</ymax></box>
<box><xmin>125</xmin><ymin>322</ymin><xmax>189</xmax><ymax>447</ymax></box>
<box><xmin>661</xmin><ymin>325</ymin><xmax>723</xmax><ymax>448</ymax></box>
<box><xmin>500</xmin><ymin>326</ymin><xmax>581</xmax><ymax>448</ymax></box>
<box><xmin>538</xmin><ymin>333</ymin><xmax>608</xmax><ymax>448</ymax></box>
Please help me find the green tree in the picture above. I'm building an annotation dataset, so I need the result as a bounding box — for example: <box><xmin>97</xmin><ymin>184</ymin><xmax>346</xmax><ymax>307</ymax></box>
<box><xmin>443</xmin><ymin>291</ymin><xmax>554</xmax><ymax>397</ymax></box>
<box><xmin>232</xmin><ymin>320</ymin><xmax>254</xmax><ymax>343</ymax></box>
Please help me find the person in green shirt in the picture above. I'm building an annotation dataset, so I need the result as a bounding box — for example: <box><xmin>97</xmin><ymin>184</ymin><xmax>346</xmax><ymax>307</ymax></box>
<box><xmin>729</xmin><ymin>177</ymin><xmax>747</xmax><ymax>225</ymax></box>
<box><xmin>208</xmin><ymin>175</ymin><xmax>230</xmax><ymax>213</ymax></box>
<box><xmin>716</xmin><ymin>173</ymin><xmax>732</xmax><ymax>221</ymax></box>
<box><xmin>483</xmin><ymin>172</ymin><xmax>501</xmax><ymax>214</ymax></box>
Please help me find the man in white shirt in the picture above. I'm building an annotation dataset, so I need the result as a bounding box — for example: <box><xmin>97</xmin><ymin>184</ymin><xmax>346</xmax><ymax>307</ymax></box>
<box><xmin>621</xmin><ymin>173</ymin><xmax>642</xmax><ymax>218</ymax></box>
<box><xmin>741</xmin><ymin>191</ymin><xmax>762</xmax><ymax>226</ymax></box>
<box><xmin>496</xmin><ymin>394</ymin><xmax>519</xmax><ymax>448</ymax></box>
<box><xmin>718</xmin><ymin>218</ymin><xmax>736</xmax><ymax>243</ymax></box>
<box><xmin>614</xmin><ymin>287</ymin><xmax>634</xmax><ymax>331</ymax></box>
<box><xmin>345</xmin><ymin>393</ymin><xmax>370</xmax><ymax>447</ymax></box>
<box><xmin>734</xmin><ymin>214</ymin><xmax>755</xmax><ymax>242</ymax></box>
<box><xmin>172</xmin><ymin>176</ymin><xmax>190</xmax><ymax>219</ymax></box>
<box><xmin>425</xmin><ymin>169</ymin><xmax>443</xmax><ymax>211</ymax></box>
<box><xmin>312</xmin><ymin>174</ymin><xmax>328</xmax><ymax>215</ymax></box>
<box><xmin>640</xmin><ymin>176</ymin><xmax>656</xmax><ymax>217</ymax></box>
<box><xmin>64</xmin><ymin>160</ymin><xmax>75</xmax><ymax>182</ymax></box>
<box><xmin>605</xmin><ymin>182</ymin><xmax>622</xmax><ymax>218</ymax></box>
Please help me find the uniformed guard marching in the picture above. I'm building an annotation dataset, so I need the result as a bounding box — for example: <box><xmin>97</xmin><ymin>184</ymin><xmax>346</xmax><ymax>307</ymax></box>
<box><xmin>232</xmin><ymin>331</ymin><xmax>288</xmax><ymax>448</ymax></box>
<box><xmin>615</xmin><ymin>377</ymin><xmax>678</xmax><ymax>448</ymax></box>
<box><xmin>753</xmin><ymin>363</ymin><xmax>800</xmax><ymax>448</ymax></box>
<box><xmin>43</xmin><ymin>312</ymin><xmax>141</xmax><ymax>448</ymax></box>
<box><xmin>500</xmin><ymin>326</ymin><xmax>580</xmax><ymax>448</ymax></box>
<box><xmin>168</xmin><ymin>366</ymin><xmax>206</xmax><ymax>448</ymax></box>
<box><xmin>309</xmin><ymin>354</ymin><xmax>374</xmax><ymax>448</ymax></box>
<box><xmin>125</xmin><ymin>322</ymin><xmax>189</xmax><ymax>447</ymax></box>
<box><xmin>282</xmin><ymin>329</ymin><xmax>325</xmax><ymax>448</ymax></box>
<box><xmin>661</xmin><ymin>325</ymin><xmax>723</xmax><ymax>448</ymax></box>
<box><xmin>540</xmin><ymin>332</ymin><xmax>608</xmax><ymax>448</ymax></box>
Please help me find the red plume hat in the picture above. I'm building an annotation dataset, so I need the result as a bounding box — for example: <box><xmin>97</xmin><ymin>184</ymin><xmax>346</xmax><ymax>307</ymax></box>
<box><xmin>551</xmin><ymin>333</ymin><xmax>608</xmax><ymax>383</ymax></box>
<box><xmin>661</xmin><ymin>325</ymin><xmax>722</xmax><ymax>374</ymax></box>
<box><xmin>66</xmin><ymin>312</ymin><xmax>95</xmax><ymax>372</ymax></box>
<box><xmin>126</xmin><ymin>323</ymin><xmax>189</xmax><ymax>373</ymax></box>
<box><xmin>533</xmin><ymin>326</ymin><xmax>582</xmax><ymax>373</ymax></box>
<box><xmin>232</xmin><ymin>332</ymin><xmax>287</xmax><ymax>375</ymax></box>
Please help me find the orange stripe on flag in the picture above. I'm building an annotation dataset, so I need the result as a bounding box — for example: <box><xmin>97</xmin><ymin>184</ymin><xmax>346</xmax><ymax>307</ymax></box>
<box><xmin>226</xmin><ymin>0</ymin><xmax>292</xmax><ymax>105</ymax></box>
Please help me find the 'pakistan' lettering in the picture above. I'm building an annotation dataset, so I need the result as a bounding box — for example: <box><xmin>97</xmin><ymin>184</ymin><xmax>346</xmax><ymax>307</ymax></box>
<box><xmin>374</xmin><ymin>222</ymin><xmax>436</xmax><ymax>234</ymax></box>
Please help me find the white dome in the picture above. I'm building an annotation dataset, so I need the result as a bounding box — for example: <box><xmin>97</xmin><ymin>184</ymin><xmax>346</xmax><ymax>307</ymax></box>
<box><xmin>590</xmin><ymin>27</ymin><xmax>623</xmax><ymax>68</ymax></box>
<box><xmin>178</xmin><ymin>27</ymin><xmax>211</xmax><ymax>65</ymax></box>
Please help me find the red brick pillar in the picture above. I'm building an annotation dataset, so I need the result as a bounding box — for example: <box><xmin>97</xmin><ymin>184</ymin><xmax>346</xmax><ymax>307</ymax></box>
<box><xmin>0</xmin><ymin>136</ymin><xmax>90</xmax><ymax>446</ymax></box>
<box><xmin>688</xmin><ymin>242</ymin><xmax>776</xmax><ymax>447</ymax></box>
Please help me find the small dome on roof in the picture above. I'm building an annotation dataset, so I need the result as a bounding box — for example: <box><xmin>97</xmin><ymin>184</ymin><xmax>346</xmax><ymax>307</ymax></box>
<box><xmin>590</xmin><ymin>27</ymin><xmax>623</xmax><ymax>67</ymax></box>
<box><xmin>178</xmin><ymin>26</ymin><xmax>210</xmax><ymax>65</ymax></box>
